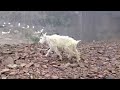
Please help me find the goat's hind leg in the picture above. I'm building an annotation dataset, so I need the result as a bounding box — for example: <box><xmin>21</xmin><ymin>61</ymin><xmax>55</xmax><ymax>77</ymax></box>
<box><xmin>54</xmin><ymin>47</ymin><xmax>62</xmax><ymax>60</ymax></box>
<box><xmin>73</xmin><ymin>48</ymin><xmax>80</xmax><ymax>63</ymax></box>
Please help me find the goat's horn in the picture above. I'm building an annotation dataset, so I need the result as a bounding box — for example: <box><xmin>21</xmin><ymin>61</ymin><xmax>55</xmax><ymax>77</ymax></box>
<box><xmin>44</xmin><ymin>32</ymin><xmax>47</xmax><ymax>35</ymax></box>
<box><xmin>40</xmin><ymin>29</ymin><xmax>44</xmax><ymax>33</ymax></box>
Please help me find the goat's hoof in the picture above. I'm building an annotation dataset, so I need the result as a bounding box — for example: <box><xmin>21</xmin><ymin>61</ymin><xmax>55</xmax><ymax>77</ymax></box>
<box><xmin>58</xmin><ymin>58</ymin><xmax>62</xmax><ymax>61</ymax></box>
<box><xmin>45</xmin><ymin>54</ymin><xmax>48</xmax><ymax>57</ymax></box>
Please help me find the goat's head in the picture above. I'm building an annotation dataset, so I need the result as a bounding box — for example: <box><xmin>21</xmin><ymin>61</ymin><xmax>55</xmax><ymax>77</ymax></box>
<box><xmin>39</xmin><ymin>29</ymin><xmax>44</xmax><ymax>36</ymax></box>
<box><xmin>39</xmin><ymin>32</ymin><xmax>47</xmax><ymax>44</ymax></box>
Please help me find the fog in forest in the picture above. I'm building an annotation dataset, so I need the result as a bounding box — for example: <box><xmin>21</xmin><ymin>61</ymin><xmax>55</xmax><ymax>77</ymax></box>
<box><xmin>0</xmin><ymin>11</ymin><xmax>120</xmax><ymax>43</ymax></box>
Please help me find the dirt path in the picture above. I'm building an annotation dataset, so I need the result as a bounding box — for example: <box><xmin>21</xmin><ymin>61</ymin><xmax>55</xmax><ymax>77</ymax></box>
<box><xmin>0</xmin><ymin>39</ymin><xmax>120</xmax><ymax>79</ymax></box>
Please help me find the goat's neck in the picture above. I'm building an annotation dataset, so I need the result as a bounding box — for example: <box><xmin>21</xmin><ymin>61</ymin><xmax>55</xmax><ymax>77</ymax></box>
<box><xmin>45</xmin><ymin>36</ymin><xmax>51</xmax><ymax>46</ymax></box>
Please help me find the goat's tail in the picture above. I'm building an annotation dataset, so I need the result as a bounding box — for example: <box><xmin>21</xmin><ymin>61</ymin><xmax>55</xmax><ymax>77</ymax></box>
<box><xmin>76</xmin><ymin>40</ymin><xmax>81</xmax><ymax>44</ymax></box>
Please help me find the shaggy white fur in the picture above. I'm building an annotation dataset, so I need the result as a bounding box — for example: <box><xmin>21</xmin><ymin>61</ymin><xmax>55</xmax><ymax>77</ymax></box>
<box><xmin>39</xmin><ymin>32</ymin><xmax>81</xmax><ymax>62</ymax></box>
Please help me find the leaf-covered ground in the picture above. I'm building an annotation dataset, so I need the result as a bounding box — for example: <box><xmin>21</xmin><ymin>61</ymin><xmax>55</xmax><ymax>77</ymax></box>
<box><xmin>0</xmin><ymin>39</ymin><xmax>120</xmax><ymax>79</ymax></box>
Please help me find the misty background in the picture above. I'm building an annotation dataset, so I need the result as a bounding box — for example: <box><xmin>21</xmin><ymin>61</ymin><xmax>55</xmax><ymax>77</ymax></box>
<box><xmin>0</xmin><ymin>11</ymin><xmax>120</xmax><ymax>42</ymax></box>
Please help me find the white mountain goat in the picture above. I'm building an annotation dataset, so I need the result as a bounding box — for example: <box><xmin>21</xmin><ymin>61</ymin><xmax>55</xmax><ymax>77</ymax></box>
<box><xmin>39</xmin><ymin>32</ymin><xmax>81</xmax><ymax>63</ymax></box>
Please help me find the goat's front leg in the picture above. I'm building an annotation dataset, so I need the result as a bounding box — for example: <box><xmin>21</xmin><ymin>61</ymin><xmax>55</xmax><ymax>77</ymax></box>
<box><xmin>45</xmin><ymin>48</ymin><xmax>52</xmax><ymax>57</ymax></box>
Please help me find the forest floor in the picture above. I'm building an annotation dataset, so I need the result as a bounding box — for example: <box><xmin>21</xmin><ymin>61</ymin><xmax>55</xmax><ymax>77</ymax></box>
<box><xmin>0</xmin><ymin>35</ymin><xmax>120</xmax><ymax>79</ymax></box>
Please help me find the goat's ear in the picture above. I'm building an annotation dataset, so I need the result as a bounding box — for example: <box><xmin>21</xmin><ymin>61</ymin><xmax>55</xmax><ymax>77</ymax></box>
<box><xmin>40</xmin><ymin>29</ymin><xmax>44</xmax><ymax>33</ymax></box>
<box><xmin>44</xmin><ymin>32</ymin><xmax>47</xmax><ymax>36</ymax></box>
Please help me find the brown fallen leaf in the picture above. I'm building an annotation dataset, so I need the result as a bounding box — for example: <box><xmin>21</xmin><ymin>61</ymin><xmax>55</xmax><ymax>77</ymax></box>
<box><xmin>111</xmin><ymin>70</ymin><xmax>116</xmax><ymax>74</ymax></box>
<box><xmin>20</xmin><ymin>63</ymin><xmax>26</xmax><ymax>67</ymax></box>
<box><xmin>34</xmin><ymin>63</ymin><xmax>40</xmax><ymax>68</ymax></box>
<box><xmin>7</xmin><ymin>64</ymin><xmax>18</xmax><ymax>69</ymax></box>
<box><xmin>42</xmin><ymin>60</ymin><xmax>49</xmax><ymax>63</ymax></box>
<box><xmin>3</xmin><ymin>57</ymin><xmax>14</xmax><ymax>65</ymax></box>
<box><xmin>14</xmin><ymin>52</ymin><xmax>20</xmax><ymax>60</ymax></box>
<box><xmin>25</xmin><ymin>73</ymin><xmax>30</xmax><ymax>76</ymax></box>
<box><xmin>22</xmin><ymin>68</ymin><xmax>29</xmax><ymax>73</ymax></box>
<box><xmin>97</xmin><ymin>50</ymin><xmax>104</xmax><ymax>54</ymax></box>
<box><xmin>44</xmin><ymin>74</ymin><xmax>50</xmax><ymax>78</ymax></box>
<box><xmin>98</xmin><ymin>75</ymin><xmax>103</xmax><ymax>78</ymax></box>
<box><xmin>79</xmin><ymin>63</ymin><xmax>85</xmax><ymax>68</ymax></box>
<box><xmin>69</xmin><ymin>63</ymin><xmax>79</xmax><ymax>68</ymax></box>
<box><xmin>0</xmin><ymin>68</ymin><xmax>10</xmax><ymax>74</ymax></box>
<box><xmin>64</xmin><ymin>63</ymin><xmax>71</xmax><ymax>67</ymax></box>
<box><xmin>36</xmin><ymin>69</ymin><xmax>40</xmax><ymax>74</ymax></box>
<box><xmin>52</xmin><ymin>65</ymin><xmax>58</xmax><ymax>67</ymax></box>
<box><xmin>91</xmin><ymin>67</ymin><xmax>98</xmax><ymax>72</ymax></box>
<box><xmin>25</xmin><ymin>62</ymin><xmax>34</xmax><ymax>68</ymax></box>
<box><xmin>42</xmin><ymin>65</ymin><xmax>48</xmax><ymax>69</ymax></box>
<box><xmin>9</xmin><ymin>71</ymin><xmax>17</xmax><ymax>75</ymax></box>
<box><xmin>30</xmin><ymin>75</ymin><xmax>34</xmax><ymax>79</ymax></box>
<box><xmin>51</xmin><ymin>61</ymin><xmax>56</xmax><ymax>64</ymax></box>
<box><xmin>2</xmin><ymin>50</ymin><xmax>13</xmax><ymax>54</ymax></box>
<box><xmin>51</xmin><ymin>75</ymin><xmax>59</xmax><ymax>79</ymax></box>
<box><xmin>41</xmin><ymin>71</ymin><xmax>46</xmax><ymax>75</ymax></box>
<box><xmin>73</xmin><ymin>74</ymin><xmax>80</xmax><ymax>79</ymax></box>
<box><xmin>105</xmin><ymin>74</ymin><xmax>115</xmax><ymax>79</ymax></box>
<box><xmin>54</xmin><ymin>66</ymin><xmax>65</xmax><ymax>71</ymax></box>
